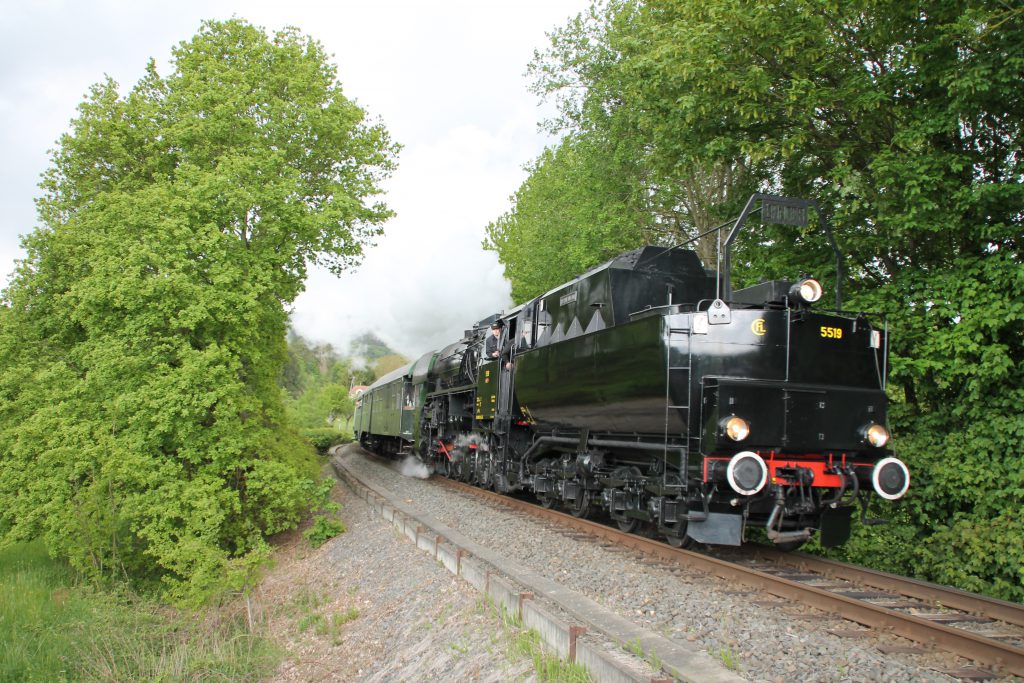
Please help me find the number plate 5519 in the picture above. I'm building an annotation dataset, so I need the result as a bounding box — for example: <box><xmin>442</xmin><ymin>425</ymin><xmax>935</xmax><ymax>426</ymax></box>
<box><xmin>820</xmin><ymin>326</ymin><xmax>843</xmax><ymax>339</ymax></box>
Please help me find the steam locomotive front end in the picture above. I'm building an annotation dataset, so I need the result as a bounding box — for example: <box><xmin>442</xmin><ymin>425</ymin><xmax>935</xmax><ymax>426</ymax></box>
<box><xmin>683</xmin><ymin>284</ymin><xmax>909</xmax><ymax>547</ymax></box>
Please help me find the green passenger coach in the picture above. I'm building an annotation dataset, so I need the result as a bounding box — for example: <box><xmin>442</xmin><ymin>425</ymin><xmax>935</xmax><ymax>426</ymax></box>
<box><xmin>354</xmin><ymin>363</ymin><xmax>416</xmax><ymax>453</ymax></box>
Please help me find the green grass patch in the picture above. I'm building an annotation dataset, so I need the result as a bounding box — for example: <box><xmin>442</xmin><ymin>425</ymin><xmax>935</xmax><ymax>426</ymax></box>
<box><xmin>0</xmin><ymin>541</ymin><xmax>281</xmax><ymax>682</ymax></box>
<box><xmin>480</xmin><ymin>596</ymin><xmax>591</xmax><ymax>683</ymax></box>
<box><xmin>717</xmin><ymin>643</ymin><xmax>739</xmax><ymax>670</ymax></box>
<box><xmin>512</xmin><ymin>629</ymin><xmax>592</xmax><ymax>683</ymax></box>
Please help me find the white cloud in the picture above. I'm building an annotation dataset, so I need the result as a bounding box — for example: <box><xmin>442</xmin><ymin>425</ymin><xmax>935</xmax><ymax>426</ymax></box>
<box><xmin>0</xmin><ymin>0</ymin><xmax>586</xmax><ymax>359</ymax></box>
<box><xmin>289</xmin><ymin>115</ymin><xmax>538</xmax><ymax>358</ymax></box>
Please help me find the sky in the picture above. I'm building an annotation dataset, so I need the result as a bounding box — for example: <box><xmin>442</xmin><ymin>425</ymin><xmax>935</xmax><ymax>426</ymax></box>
<box><xmin>0</xmin><ymin>0</ymin><xmax>589</xmax><ymax>360</ymax></box>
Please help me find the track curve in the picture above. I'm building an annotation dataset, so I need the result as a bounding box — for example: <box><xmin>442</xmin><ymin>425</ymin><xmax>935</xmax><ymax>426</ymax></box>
<box><xmin>431</xmin><ymin>475</ymin><xmax>1024</xmax><ymax>678</ymax></box>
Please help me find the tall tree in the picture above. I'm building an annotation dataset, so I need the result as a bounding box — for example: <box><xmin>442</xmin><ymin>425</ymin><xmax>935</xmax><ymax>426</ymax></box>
<box><xmin>373</xmin><ymin>353</ymin><xmax>410</xmax><ymax>379</ymax></box>
<box><xmin>484</xmin><ymin>134</ymin><xmax>648</xmax><ymax>302</ymax></box>
<box><xmin>615</xmin><ymin>0</ymin><xmax>1024</xmax><ymax>598</ymax></box>
<box><xmin>281</xmin><ymin>332</ymin><xmax>358</xmax><ymax>432</ymax></box>
<box><xmin>496</xmin><ymin>0</ymin><xmax>1024</xmax><ymax>598</ymax></box>
<box><xmin>486</xmin><ymin>1</ymin><xmax>758</xmax><ymax>302</ymax></box>
<box><xmin>0</xmin><ymin>19</ymin><xmax>397</xmax><ymax>601</ymax></box>
<box><xmin>349</xmin><ymin>331</ymin><xmax>398</xmax><ymax>365</ymax></box>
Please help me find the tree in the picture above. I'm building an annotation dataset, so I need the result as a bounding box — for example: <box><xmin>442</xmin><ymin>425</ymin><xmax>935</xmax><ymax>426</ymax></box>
<box><xmin>281</xmin><ymin>331</ymin><xmax>318</xmax><ymax>398</ymax></box>
<box><xmin>281</xmin><ymin>332</ymin><xmax>357</xmax><ymax>432</ymax></box>
<box><xmin>373</xmin><ymin>353</ymin><xmax>410</xmax><ymax>380</ymax></box>
<box><xmin>614</xmin><ymin>0</ymin><xmax>1024</xmax><ymax>599</ymax></box>
<box><xmin>0</xmin><ymin>19</ymin><xmax>397</xmax><ymax>602</ymax></box>
<box><xmin>498</xmin><ymin>0</ymin><xmax>1024</xmax><ymax>599</ymax></box>
<box><xmin>484</xmin><ymin>135</ymin><xmax>647</xmax><ymax>303</ymax></box>
<box><xmin>486</xmin><ymin>1</ymin><xmax>759</xmax><ymax>302</ymax></box>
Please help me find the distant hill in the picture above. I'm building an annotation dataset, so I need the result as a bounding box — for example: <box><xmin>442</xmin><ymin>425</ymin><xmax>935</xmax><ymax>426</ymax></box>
<box><xmin>350</xmin><ymin>332</ymin><xmax>396</xmax><ymax>364</ymax></box>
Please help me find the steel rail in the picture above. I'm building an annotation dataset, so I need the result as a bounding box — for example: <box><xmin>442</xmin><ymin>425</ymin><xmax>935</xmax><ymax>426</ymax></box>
<box><xmin>756</xmin><ymin>546</ymin><xmax>1024</xmax><ymax>629</ymax></box>
<box><xmin>433</xmin><ymin>476</ymin><xmax>1024</xmax><ymax>677</ymax></box>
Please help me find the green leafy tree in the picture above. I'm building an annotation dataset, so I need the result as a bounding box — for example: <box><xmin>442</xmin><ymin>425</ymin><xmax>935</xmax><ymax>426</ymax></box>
<box><xmin>615</xmin><ymin>0</ymin><xmax>1023</xmax><ymax>599</ymax></box>
<box><xmin>486</xmin><ymin>1</ymin><xmax>758</xmax><ymax>303</ymax></box>
<box><xmin>499</xmin><ymin>0</ymin><xmax>1024</xmax><ymax>598</ymax></box>
<box><xmin>0</xmin><ymin>19</ymin><xmax>397</xmax><ymax>602</ymax></box>
<box><xmin>281</xmin><ymin>331</ymin><xmax>318</xmax><ymax>398</ymax></box>
<box><xmin>484</xmin><ymin>135</ymin><xmax>648</xmax><ymax>303</ymax></box>
<box><xmin>282</xmin><ymin>333</ymin><xmax>358</xmax><ymax>438</ymax></box>
<box><xmin>372</xmin><ymin>353</ymin><xmax>409</xmax><ymax>380</ymax></box>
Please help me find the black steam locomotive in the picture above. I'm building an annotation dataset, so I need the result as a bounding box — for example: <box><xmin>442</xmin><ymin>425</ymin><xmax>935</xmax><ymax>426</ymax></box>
<box><xmin>353</xmin><ymin>195</ymin><xmax>909</xmax><ymax>549</ymax></box>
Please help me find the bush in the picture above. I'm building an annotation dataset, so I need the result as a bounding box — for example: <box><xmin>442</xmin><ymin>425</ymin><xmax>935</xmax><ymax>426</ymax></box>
<box><xmin>303</xmin><ymin>478</ymin><xmax>346</xmax><ymax>548</ymax></box>
<box><xmin>304</xmin><ymin>516</ymin><xmax>347</xmax><ymax>549</ymax></box>
<box><xmin>302</xmin><ymin>428</ymin><xmax>350</xmax><ymax>454</ymax></box>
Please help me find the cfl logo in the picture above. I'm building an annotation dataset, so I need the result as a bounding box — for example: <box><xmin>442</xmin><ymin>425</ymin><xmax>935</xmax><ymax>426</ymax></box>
<box><xmin>751</xmin><ymin>319</ymin><xmax>766</xmax><ymax>336</ymax></box>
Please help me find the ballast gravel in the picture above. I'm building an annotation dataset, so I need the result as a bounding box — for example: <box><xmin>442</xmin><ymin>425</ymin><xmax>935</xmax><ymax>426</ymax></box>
<box><xmin>260</xmin><ymin>463</ymin><xmax>538</xmax><ymax>682</ymax></box>
<box><xmin>338</xmin><ymin>446</ymin><xmax>974</xmax><ymax>683</ymax></box>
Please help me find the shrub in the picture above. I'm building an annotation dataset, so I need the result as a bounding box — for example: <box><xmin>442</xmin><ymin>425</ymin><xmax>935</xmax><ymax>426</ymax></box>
<box><xmin>304</xmin><ymin>517</ymin><xmax>347</xmax><ymax>549</ymax></box>
<box><xmin>302</xmin><ymin>428</ymin><xmax>350</xmax><ymax>454</ymax></box>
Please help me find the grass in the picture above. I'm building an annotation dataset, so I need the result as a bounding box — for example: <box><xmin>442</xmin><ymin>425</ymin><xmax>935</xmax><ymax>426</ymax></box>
<box><xmin>289</xmin><ymin>586</ymin><xmax>359</xmax><ymax>645</ymax></box>
<box><xmin>621</xmin><ymin>637</ymin><xmax>666</xmax><ymax>676</ymax></box>
<box><xmin>480</xmin><ymin>596</ymin><xmax>592</xmax><ymax>683</ymax></box>
<box><xmin>436</xmin><ymin>602</ymin><xmax>452</xmax><ymax>628</ymax></box>
<box><xmin>0</xmin><ymin>541</ymin><xmax>281</xmax><ymax>683</ymax></box>
<box><xmin>648</xmin><ymin>647</ymin><xmax>662</xmax><ymax>672</ymax></box>
<box><xmin>287</xmin><ymin>585</ymin><xmax>328</xmax><ymax>617</ymax></box>
<box><xmin>624</xmin><ymin>637</ymin><xmax>644</xmax><ymax>658</ymax></box>
<box><xmin>511</xmin><ymin>629</ymin><xmax>591</xmax><ymax>683</ymax></box>
<box><xmin>717</xmin><ymin>643</ymin><xmax>739</xmax><ymax>670</ymax></box>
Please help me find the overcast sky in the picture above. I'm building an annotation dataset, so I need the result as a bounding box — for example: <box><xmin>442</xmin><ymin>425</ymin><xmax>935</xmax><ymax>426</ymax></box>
<box><xmin>0</xmin><ymin>0</ymin><xmax>588</xmax><ymax>360</ymax></box>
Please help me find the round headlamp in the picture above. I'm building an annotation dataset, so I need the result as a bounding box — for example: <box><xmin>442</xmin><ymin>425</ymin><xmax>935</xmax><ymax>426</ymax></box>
<box><xmin>790</xmin><ymin>278</ymin><xmax>823</xmax><ymax>304</ymax></box>
<box><xmin>864</xmin><ymin>423</ymin><xmax>890</xmax><ymax>448</ymax></box>
<box><xmin>722</xmin><ymin>416</ymin><xmax>750</xmax><ymax>442</ymax></box>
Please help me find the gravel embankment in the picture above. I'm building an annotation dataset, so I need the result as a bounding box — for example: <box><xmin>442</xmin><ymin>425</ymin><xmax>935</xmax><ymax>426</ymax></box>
<box><xmin>258</xmin><ymin>463</ymin><xmax>538</xmax><ymax>682</ymax></box>
<box><xmin>338</xmin><ymin>446</ymin><xmax>970</xmax><ymax>683</ymax></box>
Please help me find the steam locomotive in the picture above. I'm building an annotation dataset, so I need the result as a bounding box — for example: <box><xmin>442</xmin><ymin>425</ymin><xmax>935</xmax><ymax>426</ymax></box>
<box><xmin>352</xmin><ymin>195</ymin><xmax>909</xmax><ymax>549</ymax></box>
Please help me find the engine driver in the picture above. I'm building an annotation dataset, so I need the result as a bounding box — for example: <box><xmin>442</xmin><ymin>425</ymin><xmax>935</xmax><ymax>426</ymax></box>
<box><xmin>485</xmin><ymin>321</ymin><xmax>503</xmax><ymax>360</ymax></box>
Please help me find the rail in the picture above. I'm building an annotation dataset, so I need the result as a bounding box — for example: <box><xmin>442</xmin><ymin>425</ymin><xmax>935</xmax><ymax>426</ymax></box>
<box><xmin>432</xmin><ymin>476</ymin><xmax>1024</xmax><ymax>677</ymax></box>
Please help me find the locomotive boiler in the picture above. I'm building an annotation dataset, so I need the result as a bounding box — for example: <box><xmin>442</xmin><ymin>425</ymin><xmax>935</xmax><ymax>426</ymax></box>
<box><xmin>353</xmin><ymin>195</ymin><xmax>909</xmax><ymax>549</ymax></box>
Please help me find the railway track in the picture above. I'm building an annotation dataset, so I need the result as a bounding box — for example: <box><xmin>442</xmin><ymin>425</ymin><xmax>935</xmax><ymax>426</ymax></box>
<box><xmin>431</xmin><ymin>475</ymin><xmax>1024</xmax><ymax>679</ymax></box>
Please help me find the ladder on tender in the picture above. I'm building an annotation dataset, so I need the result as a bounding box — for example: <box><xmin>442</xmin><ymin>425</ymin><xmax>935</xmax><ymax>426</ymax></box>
<box><xmin>663</xmin><ymin>322</ymin><xmax>693</xmax><ymax>489</ymax></box>
<box><xmin>496</xmin><ymin>348</ymin><xmax>517</xmax><ymax>434</ymax></box>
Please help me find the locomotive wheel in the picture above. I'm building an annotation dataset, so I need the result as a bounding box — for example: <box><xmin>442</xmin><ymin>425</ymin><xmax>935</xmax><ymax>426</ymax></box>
<box><xmin>457</xmin><ymin>450</ymin><xmax>472</xmax><ymax>483</ymax></box>
<box><xmin>474</xmin><ymin>455</ymin><xmax>491</xmax><ymax>490</ymax></box>
<box><xmin>665</xmin><ymin>533</ymin><xmax>694</xmax><ymax>549</ymax></box>
<box><xmin>568</xmin><ymin>490</ymin><xmax>592</xmax><ymax>519</ymax></box>
<box><xmin>611</xmin><ymin>465</ymin><xmax>642</xmax><ymax>532</ymax></box>
<box><xmin>616</xmin><ymin>518</ymin><xmax>639</xmax><ymax>533</ymax></box>
<box><xmin>454</xmin><ymin>456</ymin><xmax>470</xmax><ymax>482</ymax></box>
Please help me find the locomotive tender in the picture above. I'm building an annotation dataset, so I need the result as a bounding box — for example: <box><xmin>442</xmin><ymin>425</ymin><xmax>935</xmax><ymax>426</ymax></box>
<box><xmin>353</xmin><ymin>195</ymin><xmax>909</xmax><ymax>549</ymax></box>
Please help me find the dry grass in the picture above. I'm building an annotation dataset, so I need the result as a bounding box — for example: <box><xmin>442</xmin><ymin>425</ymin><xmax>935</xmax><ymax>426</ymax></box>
<box><xmin>0</xmin><ymin>542</ymin><xmax>281</xmax><ymax>683</ymax></box>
